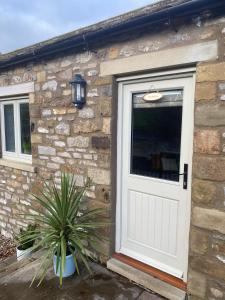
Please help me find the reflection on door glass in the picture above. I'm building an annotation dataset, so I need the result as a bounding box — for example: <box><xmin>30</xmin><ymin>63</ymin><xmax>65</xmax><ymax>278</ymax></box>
<box><xmin>20</xmin><ymin>103</ymin><xmax>31</xmax><ymax>155</ymax></box>
<box><xmin>4</xmin><ymin>104</ymin><xmax>15</xmax><ymax>152</ymax></box>
<box><xmin>131</xmin><ymin>90</ymin><xmax>183</xmax><ymax>182</ymax></box>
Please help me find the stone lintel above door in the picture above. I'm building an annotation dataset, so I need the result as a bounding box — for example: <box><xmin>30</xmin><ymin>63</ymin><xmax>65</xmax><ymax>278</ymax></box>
<box><xmin>100</xmin><ymin>40</ymin><xmax>218</xmax><ymax>76</ymax></box>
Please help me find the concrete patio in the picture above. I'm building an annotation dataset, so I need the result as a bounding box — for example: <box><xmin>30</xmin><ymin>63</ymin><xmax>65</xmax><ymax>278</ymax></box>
<box><xmin>0</xmin><ymin>254</ymin><xmax>165</xmax><ymax>300</ymax></box>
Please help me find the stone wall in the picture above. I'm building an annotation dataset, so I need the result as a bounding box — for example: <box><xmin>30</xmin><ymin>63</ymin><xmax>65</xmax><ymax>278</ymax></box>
<box><xmin>0</xmin><ymin>56</ymin><xmax>113</xmax><ymax>262</ymax></box>
<box><xmin>188</xmin><ymin>61</ymin><xmax>225</xmax><ymax>298</ymax></box>
<box><xmin>0</xmin><ymin>14</ymin><xmax>225</xmax><ymax>298</ymax></box>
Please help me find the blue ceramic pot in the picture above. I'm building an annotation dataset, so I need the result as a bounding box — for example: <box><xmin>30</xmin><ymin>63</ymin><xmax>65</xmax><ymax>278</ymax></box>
<box><xmin>53</xmin><ymin>253</ymin><xmax>76</xmax><ymax>278</ymax></box>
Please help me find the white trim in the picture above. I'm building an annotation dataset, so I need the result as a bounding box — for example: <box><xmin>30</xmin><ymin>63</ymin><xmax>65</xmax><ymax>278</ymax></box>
<box><xmin>116</xmin><ymin>67</ymin><xmax>196</xmax><ymax>82</ymax></box>
<box><xmin>116</xmin><ymin>70</ymin><xmax>195</xmax><ymax>282</ymax></box>
<box><xmin>0</xmin><ymin>82</ymin><xmax>34</xmax><ymax>97</ymax></box>
<box><xmin>0</xmin><ymin>97</ymin><xmax>32</xmax><ymax>163</ymax></box>
<box><xmin>182</xmin><ymin>73</ymin><xmax>195</xmax><ymax>282</ymax></box>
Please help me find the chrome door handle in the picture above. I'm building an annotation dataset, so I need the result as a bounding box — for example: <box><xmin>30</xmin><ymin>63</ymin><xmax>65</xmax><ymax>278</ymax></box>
<box><xmin>179</xmin><ymin>164</ymin><xmax>188</xmax><ymax>190</ymax></box>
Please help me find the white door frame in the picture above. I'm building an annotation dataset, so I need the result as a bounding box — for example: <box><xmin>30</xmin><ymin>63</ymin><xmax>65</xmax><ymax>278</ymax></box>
<box><xmin>116</xmin><ymin>68</ymin><xmax>195</xmax><ymax>282</ymax></box>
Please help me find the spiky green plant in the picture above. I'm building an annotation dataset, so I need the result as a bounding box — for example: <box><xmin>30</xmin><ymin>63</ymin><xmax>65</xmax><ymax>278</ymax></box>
<box><xmin>19</xmin><ymin>173</ymin><xmax>109</xmax><ymax>286</ymax></box>
<box><xmin>15</xmin><ymin>223</ymin><xmax>37</xmax><ymax>250</ymax></box>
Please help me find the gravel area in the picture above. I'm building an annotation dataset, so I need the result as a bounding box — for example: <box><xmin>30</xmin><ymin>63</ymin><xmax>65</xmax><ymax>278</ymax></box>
<box><xmin>0</xmin><ymin>234</ymin><xmax>16</xmax><ymax>262</ymax></box>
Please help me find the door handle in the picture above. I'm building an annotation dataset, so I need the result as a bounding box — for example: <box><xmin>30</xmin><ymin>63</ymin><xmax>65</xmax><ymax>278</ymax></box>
<box><xmin>179</xmin><ymin>163</ymin><xmax>188</xmax><ymax>190</ymax></box>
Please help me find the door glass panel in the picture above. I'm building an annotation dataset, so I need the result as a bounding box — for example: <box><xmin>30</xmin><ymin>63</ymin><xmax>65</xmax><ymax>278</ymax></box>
<box><xmin>20</xmin><ymin>103</ymin><xmax>31</xmax><ymax>155</ymax></box>
<box><xmin>131</xmin><ymin>89</ymin><xmax>183</xmax><ymax>182</ymax></box>
<box><xmin>4</xmin><ymin>104</ymin><xmax>15</xmax><ymax>152</ymax></box>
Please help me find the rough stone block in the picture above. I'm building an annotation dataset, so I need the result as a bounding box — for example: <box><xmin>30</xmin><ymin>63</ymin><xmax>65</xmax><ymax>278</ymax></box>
<box><xmin>87</xmin><ymin>88</ymin><xmax>98</xmax><ymax>97</ymax></box>
<box><xmin>197</xmin><ymin>62</ymin><xmax>225</xmax><ymax>82</ymax></box>
<box><xmin>29</xmin><ymin>106</ymin><xmax>40</xmax><ymax>118</ymax></box>
<box><xmin>61</xmin><ymin>60</ymin><xmax>72</xmax><ymax>68</ymax></box>
<box><xmin>210</xmin><ymin>287</ymin><xmax>224</xmax><ymax>298</ymax></box>
<box><xmin>53</xmin><ymin>108</ymin><xmax>67</xmax><ymax>115</ymax></box>
<box><xmin>219</xmin><ymin>82</ymin><xmax>225</xmax><ymax>91</ymax></box>
<box><xmin>88</xmin><ymin>168</ymin><xmax>110</xmax><ymax>185</ymax></box>
<box><xmin>78</xmin><ymin>107</ymin><xmax>94</xmax><ymax>119</ymax></box>
<box><xmin>190</xmin><ymin>228</ymin><xmax>208</xmax><ymax>254</ymax></box>
<box><xmin>212</xmin><ymin>235</ymin><xmax>225</xmax><ymax>256</ymax></box>
<box><xmin>31</xmin><ymin>134</ymin><xmax>42</xmax><ymax>144</ymax></box>
<box><xmin>67</xmin><ymin>136</ymin><xmax>89</xmax><ymax>148</ymax></box>
<box><xmin>75</xmin><ymin>51</ymin><xmax>92</xmax><ymax>64</ymax></box>
<box><xmin>38</xmin><ymin>146</ymin><xmax>56</xmax><ymax>156</ymax></box>
<box><xmin>94</xmin><ymin>76</ymin><xmax>112</xmax><ymax>86</ymax></box>
<box><xmin>193</xmin><ymin>156</ymin><xmax>225</xmax><ymax>181</ymax></box>
<box><xmin>194</xmin><ymin>129</ymin><xmax>220</xmax><ymax>154</ymax></box>
<box><xmin>91</xmin><ymin>136</ymin><xmax>110</xmax><ymax>149</ymax></box>
<box><xmin>36</xmin><ymin>71</ymin><xmax>46</xmax><ymax>83</ymax></box>
<box><xmin>62</xmin><ymin>89</ymin><xmax>71</xmax><ymax>96</ymax></box>
<box><xmin>67</xmin><ymin>107</ymin><xmax>77</xmax><ymax>114</ymax></box>
<box><xmin>195</xmin><ymin>103</ymin><xmax>225</xmax><ymax>126</ymax></box>
<box><xmin>47</xmin><ymin>162</ymin><xmax>60</xmax><ymax>170</ymax></box>
<box><xmin>95</xmin><ymin>186</ymin><xmax>110</xmax><ymax>203</ymax></box>
<box><xmin>58</xmin><ymin>152</ymin><xmax>71</xmax><ymax>158</ymax></box>
<box><xmin>58</xmin><ymin>69</ymin><xmax>72</xmax><ymax>80</ymax></box>
<box><xmin>108</xmin><ymin>47</ymin><xmax>119</xmax><ymax>59</ymax></box>
<box><xmin>38</xmin><ymin>127</ymin><xmax>49</xmax><ymax>133</ymax></box>
<box><xmin>51</xmin><ymin>157</ymin><xmax>65</xmax><ymax>164</ymax></box>
<box><xmin>73</xmin><ymin>119</ymin><xmax>102</xmax><ymax>133</ymax></box>
<box><xmin>99</xmin><ymin>85</ymin><xmax>112</xmax><ymax>97</ymax></box>
<box><xmin>41</xmin><ymin>109</ymin><xmax>52</xmax><ymax>117</ymax></box>
<box><xmin>42</xmin><ymin>80</ymin><xmax>57</xmax><ymax>91</ymax></box>
<box><xmin>72</xmin><ymin>153</ymin><xmax>82</xmax><ymax>159</ymax></box>
<box><xmin>98</xmin><ymin>100</ymin><xmax>111</xmax><ymax>117</ymax></box>
<box><xmin>192</xmin><ymin>207</ymin><xmax>225</xmax><ymax>234</ymax></box>
<box><xmin>55</xmin><ymin>122</ymin><xmax>70</xmax><ymax>135</ymax></box>
<box><xmin>87</xmin><ymin>69</ymin><xmax>98</xmax><ymax>77</ymax></box>
<box><xmin>29</xmin><ymin>93</ymin><xmax>35</xmax><ymax>104</ymax></box>
<box><xmin>54</xmin><ymin>141</ymin><xmax>65</xmax><ymax>147</ymax></box>
<box><xmin>102</xmin><ymin>118</ymin><xmax>111</xmax><ymax>134</ymax></box>
<box><xmin>190</xmin><ymin>256</ymin><xmax>225</xmax><ymax>281</ymax></box>
<box><xmin>195</xmin><ymin>82</ymin><xmax>217</xmax><ymax>101</ymax></box>
<box><xmin>187</xmin><ymin>269</ymin><xmax>206</xmax><ymax>298</ymax></box>
<box><xmin>192</xmin><ymin>179</ymin><xmax>217</xmax><ymax>204</ymax></box>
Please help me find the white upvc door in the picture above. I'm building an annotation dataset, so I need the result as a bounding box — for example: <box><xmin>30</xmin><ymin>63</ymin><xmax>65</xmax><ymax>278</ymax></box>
<box><xmin>116</xmin><ymin>73</ymin><xmax>195</xmax><ymax>281</ymax></box>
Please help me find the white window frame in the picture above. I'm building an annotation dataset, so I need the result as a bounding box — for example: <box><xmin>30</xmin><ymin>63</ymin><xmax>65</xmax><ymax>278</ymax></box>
<box><xmin>0</xmin><ymin>96</ymin><xmax>32</xmax><ymax>163</ymax></box>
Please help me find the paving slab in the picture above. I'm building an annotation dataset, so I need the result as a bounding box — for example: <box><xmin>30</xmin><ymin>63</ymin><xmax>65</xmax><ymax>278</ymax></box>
<box><xmin>0</xmin><ymin>258</ymin><xmax>165</xmax><ymax>300</ymax></box>
<box><xmin>138</xmin><ymin>291</ymin><xmax>165</xmax><ymax>300</ymax></box>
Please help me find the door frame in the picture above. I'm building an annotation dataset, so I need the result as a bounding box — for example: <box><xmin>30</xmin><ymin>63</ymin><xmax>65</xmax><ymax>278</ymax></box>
<box><xmin>115</xmin><ymin>68</ymin><xmax>196</xmax><ymax>282</ymax></box>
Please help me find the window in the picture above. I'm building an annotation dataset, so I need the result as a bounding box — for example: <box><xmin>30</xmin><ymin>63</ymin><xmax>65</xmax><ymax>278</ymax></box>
<box><xmin>0</xmin><ymin>97</ymin><xmax>31</xmax><ymax>162</ymax></box>
<box><xmin>131</xmin><ymin>90</ymin><xmax>183</xmax><ymax>182</ymax></box>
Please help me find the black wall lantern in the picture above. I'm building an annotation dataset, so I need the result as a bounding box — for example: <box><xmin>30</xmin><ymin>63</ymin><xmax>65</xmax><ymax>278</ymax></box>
<box><xmin>70</xmin><ymin>74</ymin><xmax>86</xmax><ymax>109</ymax></box>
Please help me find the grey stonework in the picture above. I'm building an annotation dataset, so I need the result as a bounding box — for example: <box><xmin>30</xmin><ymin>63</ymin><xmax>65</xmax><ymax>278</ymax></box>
<box><xmin>0</xmin><ymin>13</ymin><xmax>225</xmax><ymax>300</ymax></box>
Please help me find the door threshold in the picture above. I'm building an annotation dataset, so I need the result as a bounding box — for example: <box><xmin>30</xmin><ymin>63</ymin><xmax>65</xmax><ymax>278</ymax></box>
<box><xmin>112</xmin><ymin>253</ymin><xmax>187</xmax><ymax>290</ymax></box>
<box><xmin>107</xmin><ymin>254</ymin><xmax>187</xmax><ymax>300</ymax></box>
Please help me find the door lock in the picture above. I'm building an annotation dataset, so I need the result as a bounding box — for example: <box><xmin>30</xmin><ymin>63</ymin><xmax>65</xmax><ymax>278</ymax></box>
<box><xmin>179</xmin><ymin>163</ymin><xmax>188</xmax><ymax>190</ymax></box>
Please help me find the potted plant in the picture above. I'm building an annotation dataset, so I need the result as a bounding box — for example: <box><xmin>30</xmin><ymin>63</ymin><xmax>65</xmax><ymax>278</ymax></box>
<box><xmin>15</xmin><ymin>224</ymin><xmax>37</xmax><ymax>261</ymax></box>
<box><xmin>20</xmin><ymin>173</ymin><xmax>108</xmax><ymax>286</ymax></box>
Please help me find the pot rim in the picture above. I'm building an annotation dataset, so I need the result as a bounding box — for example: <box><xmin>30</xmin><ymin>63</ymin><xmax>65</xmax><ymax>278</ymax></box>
<box><xmin>17</xmin><ymin>245</ymin><xmax>32</xmax><ymax>251</ymax></box>
<box><xmin>53</xmin><ymin>252</ymin><xmax>75</xmax><ymax>259</ymax></box>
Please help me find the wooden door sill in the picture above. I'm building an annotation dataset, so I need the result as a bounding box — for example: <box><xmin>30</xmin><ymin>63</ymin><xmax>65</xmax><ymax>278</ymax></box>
<box><xmin>112</xmin><ymin>253</ymin><xmax>187</xmax><ymax>291</ymax></box>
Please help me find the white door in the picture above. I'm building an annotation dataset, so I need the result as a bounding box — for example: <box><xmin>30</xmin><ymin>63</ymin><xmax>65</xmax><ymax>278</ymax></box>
<box><xmin>116</xmin><ymin>73</ymin><xmax>195</xmax><ymax>281</ymax></box>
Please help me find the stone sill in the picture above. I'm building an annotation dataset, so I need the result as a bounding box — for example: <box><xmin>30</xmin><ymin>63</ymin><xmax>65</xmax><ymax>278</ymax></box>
<box><xmin>0</xmin><ymin>159</ymin><xmax>37</xmax><ymax>173</ymax></box>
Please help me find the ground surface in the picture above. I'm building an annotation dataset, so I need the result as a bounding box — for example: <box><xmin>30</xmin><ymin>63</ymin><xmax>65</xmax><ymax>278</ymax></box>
<box><xmin>0</xmin><ymin>234</ymin><xmax>16</xmax><ymax>261</ymax></box>
<box><xmin>0</xmin><ymin>256</ymin><xmax>165</xmax><ymax>300</ymax></box>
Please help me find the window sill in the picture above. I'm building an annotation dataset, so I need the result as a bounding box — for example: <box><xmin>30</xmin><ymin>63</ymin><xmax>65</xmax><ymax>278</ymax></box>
<box><xmin>0</xmin><ymin>158</ymin><xmax>37</xmax><ymax>173</ymax></box>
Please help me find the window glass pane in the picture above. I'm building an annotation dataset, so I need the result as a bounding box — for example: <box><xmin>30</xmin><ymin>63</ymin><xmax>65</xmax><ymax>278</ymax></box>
<box><xmin>131</xmin><ymin>90</ymin><xmax>183</xmax><ymax>182</ymax></box>
<box><xmin>4</xmin><ymin>104</ymin><xmax>15</xmax><ymax>152</ymax></box>
<box><xmin>20</xmin><ymin>103</ymin><xmax>31</xmax><ymax>155</ymax></box>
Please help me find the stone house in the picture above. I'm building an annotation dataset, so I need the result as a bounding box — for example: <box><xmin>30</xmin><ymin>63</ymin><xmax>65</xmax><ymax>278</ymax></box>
<box><xmin>0</xmin><ymin>0</ymin><xmax>225</xmax><ymax>298</ymax></box>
